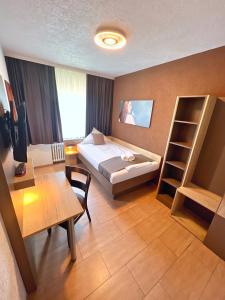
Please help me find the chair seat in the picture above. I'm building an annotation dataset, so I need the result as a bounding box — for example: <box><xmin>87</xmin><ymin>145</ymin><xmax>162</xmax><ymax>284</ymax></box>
<box><xmin>76</xmin><ymin>193</ymin><xmax>86</xmax><ymax>209</ymax></box>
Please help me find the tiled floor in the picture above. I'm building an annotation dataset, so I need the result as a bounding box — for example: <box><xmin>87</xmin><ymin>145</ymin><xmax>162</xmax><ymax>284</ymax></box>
<box><xmin>28</xmin><ymin>163</ymin><xmax>225</xmax><ymax>300</ymax></box>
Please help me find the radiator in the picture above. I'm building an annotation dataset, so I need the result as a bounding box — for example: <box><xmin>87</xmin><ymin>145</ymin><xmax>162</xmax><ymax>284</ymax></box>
<box><xmin>51</xmin><ymin>143</ymin><xmax>65</xmax><ymax>163</ymax></box>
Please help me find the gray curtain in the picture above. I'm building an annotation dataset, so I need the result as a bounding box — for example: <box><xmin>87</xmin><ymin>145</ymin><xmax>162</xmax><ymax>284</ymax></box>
<box><xmin>86</xmin><ymin>74</ymin><xmax>114</xmax><ymax>135</ymax></box>
<box><xmin>5</xmin><ymin>57</ymin><xmax>63</xmax><ymax>144</ymax></box>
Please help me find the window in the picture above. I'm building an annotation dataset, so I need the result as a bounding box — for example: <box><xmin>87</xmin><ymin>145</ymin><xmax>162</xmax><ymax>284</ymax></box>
<box><xmin>55</xmin><ymin>67</ymin><xmax>86</xmax><ymax>140</ymax></box>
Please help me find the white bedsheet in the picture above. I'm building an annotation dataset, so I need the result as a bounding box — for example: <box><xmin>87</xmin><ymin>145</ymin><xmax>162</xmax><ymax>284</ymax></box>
<box><xmin>77</xmin><ymin>141</ymin><xmax>160</xmax><ymax>184</ymax></box>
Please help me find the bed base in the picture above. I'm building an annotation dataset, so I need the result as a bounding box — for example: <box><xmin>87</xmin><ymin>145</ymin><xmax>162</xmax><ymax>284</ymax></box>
<box><xmin>78</xmin><ymin>153</ymin><xmax>160</xmax><ymax>198</ymax></box>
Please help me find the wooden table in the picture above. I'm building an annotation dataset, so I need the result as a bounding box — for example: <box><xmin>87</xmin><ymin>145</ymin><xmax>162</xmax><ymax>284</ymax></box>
<box><xmin>11</xmin><ymin>171</ymin><xmax>84</xmax><ymax>261</ymax></box>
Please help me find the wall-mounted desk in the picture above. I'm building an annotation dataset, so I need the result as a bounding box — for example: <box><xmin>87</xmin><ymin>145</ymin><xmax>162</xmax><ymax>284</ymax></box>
<box><xmin>11</xmin><ymin>171</ymin><xmax>83</xmax><ymax>262</ymax></box>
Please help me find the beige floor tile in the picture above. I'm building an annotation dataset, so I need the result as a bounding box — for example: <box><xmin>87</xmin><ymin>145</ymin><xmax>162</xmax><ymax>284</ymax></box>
<box><xmin>75</xmin><ymin>212</ymin><xmax>99</xmax><ymax>229</ymax></box>
<box><xmin>90</xmin><ymin>202</ymin><xmax>122</xmax><ymax>223</ymax></box>
<box><xmin>113</xmin><ymin>205</ymin><xmax>149</xmax><ymax>233</ymax></box>
<box><xmin>100</xmin><ymin>229</ymin><xmax>147</xmax><ymax>274</ymax></box>
<box><xmin>29</xmin><ymin>252</ymin><xmax>110</xmax><ymax>300</ymax></box>
<box><xmin>159</xmin><ymin>222</ymin><xmax>193</xmax><ymax>257</ymax></box>
<box><xmin>88</xmin><ymin>198</ymin><xmax>109</xmax><ymax>211</ymax></box>
<box><xmin>28</xmin><ymin>227</ymin><xmax>83</xmax><ymax>270</ymax></box>
<box><xmin>138</xmin><ymin>198</ymin><xmax>169</xmax><ymax>216</ymax></box>
<box><xmin>117</xmin><ymin>184</ymin><xmax>155</xmax><ymax>204</ymax></box>
<box><xmin>35</xmin><ymin>243</ymin><xmax>83</xmax><ymax>285</ymax></box>
<box><xmin>134</xmin><ymin>211</ymin><xmax>173</xmax><ymax>244</ymax></box>
<box><xmin>77</xmin><ymin>220</ymin><xmax>121</xmax><ymax>258</ymax></box>
<box><xmin>127</xmin><ymin>238</ymin><xmax>176</xmax><ymax>294</ymax></box>
<box><xmin>144</xmin><ymin>283</ymin><xmax>172</xmax><ymax>300</ymax></box>
<box><xmin>85</xmin><ymin>189</ymin><xmax>105</xmax><ymax>203</ymax></box>
<box><xmin>62</xmin><ymin>252</ymin><xmax>110</xmax><ymax>299</ymax></box>
<box><xmin>87</xmin><ymin>267</ymin><xmax>144</xmax><ymax>300</ymax></box>
<box><xmin>160</xmin><ymin>248</ymin><xmax>212</xmax><ymax>300</ymax></box>
<box><xmin>88</xmin><ymin>187</ymin><xmax>109</xmax><ymax>201</ymax></box>
<box><xmin>201</xmin><ymin>261</ymin><xmax>225</xmax><ymax>300</ymax></box>
<box><xmin>106</xmin><ymin>196</ymin><xmax>137</xmax><ymax>214</ymax></box>
<box><xmin>30</xmin><ymin>226</ymin><xmax>69</xmax><ymax>253</ymax></box>
<box><xmin>188</xmin><ymin>238</ymin><xmax>220</xmax><ymax>273</ymax></box>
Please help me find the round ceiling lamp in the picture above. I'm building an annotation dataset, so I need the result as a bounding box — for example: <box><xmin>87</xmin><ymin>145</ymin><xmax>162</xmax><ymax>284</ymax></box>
<box><xmin>94</xmin><ymin>30</ymin><xmax>126</xmax><ymax>50</ymax></box>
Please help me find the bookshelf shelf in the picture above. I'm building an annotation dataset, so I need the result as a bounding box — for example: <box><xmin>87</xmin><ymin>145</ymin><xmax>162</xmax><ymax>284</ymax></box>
<box><xmin>169</xmin><ymin>141</ymin><xmax>192</xmax><ymax>149</ymax></box>
<box><xmin>178</xmin><ymin>183</ymin><xmax>222</xmax><ymax>213</ymax></box>
<box><xmin>166</xmin><ymin>160</ymin><xmax>186</xmax><ymax>170</ymax></box>
<box><xmin>162</xmin><ymin>177</ymin><xmax>181</xmax><ymax>189</ymax></box>
<box><xmin>174</xmin><ymin>120</ymin><xmax>198</xmax><ymax>125</ymax></box>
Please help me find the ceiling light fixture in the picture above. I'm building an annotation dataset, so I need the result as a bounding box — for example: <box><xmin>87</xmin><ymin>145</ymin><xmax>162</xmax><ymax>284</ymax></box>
<box><xmin>94</xmin><ymin>31</ymin><xmax>126</xmax><ymax>50</ymax></box>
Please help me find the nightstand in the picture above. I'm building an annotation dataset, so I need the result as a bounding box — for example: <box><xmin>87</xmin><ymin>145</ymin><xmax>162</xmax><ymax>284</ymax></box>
<box><xmin>64</xmin><ymin>144</ymin><xmax>78</xmax><ymax>166</ymax></box>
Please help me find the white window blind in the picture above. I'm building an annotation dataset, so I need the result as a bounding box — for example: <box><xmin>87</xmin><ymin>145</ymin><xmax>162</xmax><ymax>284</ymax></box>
<box><xmin>55</xmin><ymin>67</ymin><xmax>86</xmax><ymax>140</ymax></box>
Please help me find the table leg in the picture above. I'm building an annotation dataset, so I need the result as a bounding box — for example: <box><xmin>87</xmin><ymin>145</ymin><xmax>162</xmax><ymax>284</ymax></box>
<box><xmin>67</xmin><ymin>219</ymin><xmax>76</xmax><ymax>262</ymax></box>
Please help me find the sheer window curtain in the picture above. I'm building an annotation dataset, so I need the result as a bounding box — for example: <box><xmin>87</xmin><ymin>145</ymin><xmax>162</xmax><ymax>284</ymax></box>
<box><xmin>55</xmin><ymin>68</ymin><xmax>86</xmax><ymax>140</ymax></box>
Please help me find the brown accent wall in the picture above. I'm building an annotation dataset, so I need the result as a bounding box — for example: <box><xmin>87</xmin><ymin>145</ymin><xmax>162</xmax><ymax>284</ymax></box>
<box><xmin>192</xmin><ymin>97</ymin><xmax>225</xmax><ymax>196</ymax></box>
<box><xmin>112</xmin><ymin>46</ymin><xmax>225</xmax><ymax>156</ymax></box>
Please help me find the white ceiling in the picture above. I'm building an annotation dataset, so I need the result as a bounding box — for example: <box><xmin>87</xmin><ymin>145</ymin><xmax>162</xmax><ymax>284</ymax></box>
<box><xmin>0</xmin><ymin>0</ymin><xmax>225</xmax><ymax>78</ymax></box>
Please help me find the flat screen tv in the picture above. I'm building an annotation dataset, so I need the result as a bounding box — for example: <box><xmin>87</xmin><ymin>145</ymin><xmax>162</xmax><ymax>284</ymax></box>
<box><xmin>119</xmin><ymin>100</ymin><xmax>154</xmax><ymax>128</ymax></box>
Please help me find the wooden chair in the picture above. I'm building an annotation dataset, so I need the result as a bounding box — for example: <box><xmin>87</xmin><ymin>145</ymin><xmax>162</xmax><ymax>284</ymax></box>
<box><xmin>47</xmin><ymin>166</ymin><xmax>91</xmax><ymax>242</ymax></box>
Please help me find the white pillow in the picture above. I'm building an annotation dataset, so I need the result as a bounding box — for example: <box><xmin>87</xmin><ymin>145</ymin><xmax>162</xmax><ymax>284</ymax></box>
<box><xmin>81</xmin><ymin>132</ymin><xmax>94</xmax><ymax>144</ymax></box>
<box><xmin>81</xmin><ymin>128</ymin><xmax>104</xmax><ymax>144</ymax></box>
<box><xmin>92</xmin><ymin>127</ymin><xmax>102</xmax><ymax>134</ymax></box>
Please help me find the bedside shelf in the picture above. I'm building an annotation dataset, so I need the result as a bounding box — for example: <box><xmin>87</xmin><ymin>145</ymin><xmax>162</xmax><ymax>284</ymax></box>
<box><xmin>166</xmin><ymin>160</ymin><xmax>186</xmax><ymax>170</ymax></box>
<box><xmin>65</xmin><ymin>152</ymin><xmax>78</xmax><ymax>166</ymax></box>
<box><xmin>178</xmin><ymin>183</ymin><xmax>222</xmax><ymax>213</ymax></box>
<box><xmin>162</xmin><ymin>178</ymin><xmax>181</xmax><ymax>189</ymax></box>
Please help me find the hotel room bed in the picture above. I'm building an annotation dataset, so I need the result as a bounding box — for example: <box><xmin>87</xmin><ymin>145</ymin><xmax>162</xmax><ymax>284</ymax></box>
<box><xmin>77</xmin><ymin>136</ymin><xmax>162</xmax><ymax>198</ymax></box>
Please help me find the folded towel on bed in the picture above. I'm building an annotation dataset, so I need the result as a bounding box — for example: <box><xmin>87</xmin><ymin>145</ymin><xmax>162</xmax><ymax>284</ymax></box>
<box><xmin>121</xmin><ymin>152</ymin><xmax>135</xmax><ymax>162</ymax></box>
<box><xmin>125</xmin><ymin>161</ymin><xmax>158</xmax><ymax>171</ymax></box>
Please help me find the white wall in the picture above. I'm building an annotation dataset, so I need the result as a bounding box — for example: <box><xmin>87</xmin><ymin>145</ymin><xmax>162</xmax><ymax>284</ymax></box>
<box><xmin>0</xmin><ymin>46</ymin><xmax>8</xmax><ymax>81</ymax></box>
<box><xmin>0</xmin><ymin>45</ymin><xmax>9</xmax><ymax>111</ymax></box>
<box><xmin>0</xmin><ymin>44</ymin><xmax>26</xmax><ymax>300</ymax></box>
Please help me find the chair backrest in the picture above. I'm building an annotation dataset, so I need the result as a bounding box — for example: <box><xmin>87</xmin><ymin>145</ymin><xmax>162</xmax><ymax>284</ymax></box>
<box><xmin>65</xmin><ymin>166</ymin><xmax>91</xmax><ymax>202</ymax></box>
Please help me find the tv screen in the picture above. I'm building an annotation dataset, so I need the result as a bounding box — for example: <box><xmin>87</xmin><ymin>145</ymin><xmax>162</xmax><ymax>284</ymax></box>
<box><xmin>119</xmin><ymin>100</ymin><xmax>154</xmax><ymax>128</ymax></box>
